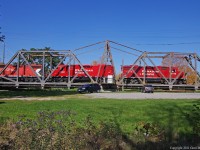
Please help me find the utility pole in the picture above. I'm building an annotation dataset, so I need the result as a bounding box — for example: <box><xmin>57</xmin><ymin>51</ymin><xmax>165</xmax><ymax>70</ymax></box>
<box><xmin>0</xmin><ymin>34</ymin><xmax>5</xmax><ymax>64</ymax></box>
<box><xmin>0</xmin><ymin>3</ymin><xmax>6</xmax><ymax>64</ymax></box>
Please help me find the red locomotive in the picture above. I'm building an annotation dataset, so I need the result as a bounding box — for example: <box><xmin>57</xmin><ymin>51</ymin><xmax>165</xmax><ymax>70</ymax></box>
<box><xmin>0</xmin><ymin>64</ymin><xmax>42</xmax><ymax>82</ymax></box>
<box><xmin>50</xmin><ymin>64</ymin><xmax>114</xmax><ymax>83</ymax></box>
<box><xmin>121</xmin><ymin>65</ymin><xmax>186</xmax><ymax>84</ymax></box>
<box><xmin>0</xmin><ymin>64</ymin><xmax>115</xmax><ymax>83</ymax></box>
<box><xmin>1</xmin><ymin>63</ymin><xmax>186</xmax><ymax>84</ymax></box>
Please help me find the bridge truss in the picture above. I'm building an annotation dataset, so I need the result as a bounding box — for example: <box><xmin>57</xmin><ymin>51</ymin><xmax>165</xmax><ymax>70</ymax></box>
<box><xmin>118</xmin><ymin>51</ymin><xmax>200</xmax><ymax>90</ymax></box>
<box><xmin>0</xmin><ymin>40</ymin><xmax>199</xmax><ymax>90</ymax></box>
<box><xmin>0</xmin><ymin>50</ymin><xmax>96</xmax><ymax>88</ymax></box>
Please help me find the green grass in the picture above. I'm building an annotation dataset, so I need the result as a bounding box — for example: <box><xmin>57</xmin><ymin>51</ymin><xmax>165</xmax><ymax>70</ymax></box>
<box><xmin>0</xmin><ymin>96</ymin><xmax>199</xmax><ymax>135</ymax></box>
<box><xmin>0</xmin><ymin>88</ymin><xmax>78</xmax><ymax>98</ymax></box>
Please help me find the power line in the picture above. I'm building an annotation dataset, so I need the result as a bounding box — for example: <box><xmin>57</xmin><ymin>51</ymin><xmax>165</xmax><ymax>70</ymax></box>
<box><xmin>109</xmin><ymin>40</ymin><xmax>144</xmax><ymax>53</ymax></box>
<box><xmin>110</xmin><ymin>46</ymin><xmax>139</xmax><ymax>56</ymax></box>
<box><xmin>73</xmin><ymin>41</ymin><xmax>105</xmax><ymax>52</ymax></box>
<box><xmin>132</xmin><ymin>42</ymin><xmax>200</xmax><ymax>46</ymax></box>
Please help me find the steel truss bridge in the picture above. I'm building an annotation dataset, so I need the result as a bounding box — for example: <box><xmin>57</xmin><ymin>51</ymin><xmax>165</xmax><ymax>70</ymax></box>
<box><xmin>0</xmin><ymin>40</ymin><xmax>199</xmax><ymax>90</ymax></box>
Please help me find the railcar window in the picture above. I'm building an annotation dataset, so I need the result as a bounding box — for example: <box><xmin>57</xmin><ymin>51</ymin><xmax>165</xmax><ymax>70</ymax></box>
<box><xmin>172</xmin><ymin>69</ymin><xmax>176</xmax><ymax>73</ymax></box>
<box><xmin>84</xmin><ymin>66</ymin><xmax>91</xmax><ymax>68</ymax></box>
<box><xmin>161</xmin><ymin>67</ymin><xmax>167</xmax><ymax>70</ymax></box>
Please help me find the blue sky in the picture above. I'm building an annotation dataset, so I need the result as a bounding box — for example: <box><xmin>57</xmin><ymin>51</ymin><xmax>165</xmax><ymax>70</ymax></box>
<box><xmin>0</xmin><ymin>0</ymin><xmax>200</xmax><ymax>68</ymax></box>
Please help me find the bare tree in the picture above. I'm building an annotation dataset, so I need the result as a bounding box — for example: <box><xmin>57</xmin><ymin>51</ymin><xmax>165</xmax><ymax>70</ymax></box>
<box><xmin>162</xmin><ymin>55</ymin><xmax>196</xmax><ymax>84</ymax></box>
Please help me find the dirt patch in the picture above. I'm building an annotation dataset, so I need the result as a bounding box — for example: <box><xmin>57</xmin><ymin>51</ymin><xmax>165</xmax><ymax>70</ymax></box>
<box><xmin>0</xmin><ymin>96</ymin><xmax>64</xmax><ymax>101</ymax></box>
<box><xmin>0</xmin><ymin>94</ymin><xmax>88</xmax><ymax>101</ymax></box>
<box><xmin>86</xmin><ymin>92</ymin><xmax>200</xmax><ymax>100</ymax></box>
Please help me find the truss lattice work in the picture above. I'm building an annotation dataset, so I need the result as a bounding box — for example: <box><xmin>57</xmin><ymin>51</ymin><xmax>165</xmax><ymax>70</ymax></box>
<box><xmin>0</xmin><ymin>40</ymin><xmax>199</xmax><ymax>90</ymax></box>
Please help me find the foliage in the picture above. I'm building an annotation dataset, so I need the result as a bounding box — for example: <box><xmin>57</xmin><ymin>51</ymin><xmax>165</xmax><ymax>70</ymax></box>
<box><xmin>0</xmin><ymin>98</ymin><xmax>198</xmax><ymax>134</ymax></box>
<box><xmin>1</xmin><ymin>109</ymin><xmax>199</xmax><ymax>150</ymax></box>
<box><xmin>1</xmin><ymin>92</ymin><xmax>200</xmax><ymax>149</ymax></box>
<box><xmin>0</xmin><ymin>110</ymin><xmax>126</xmax><ymax>150</ymax></box>
<box><xmin>91</xmin><ymin>60</ymin><xmax>100</xmax><ymax>65</ymax></box>
<box><xmin>185</xmin><ymin>68</ymin><xmax>197</xmax><ymax>84</ymax></box>
<box><xmin>12</xmin><ymin>47</ymin><xmax>65</xmax><ymax>74</ymax></box>
<box><xmin>30</xmin><ymin>47</ymin><xmax>64</xmax><ymax>73</ymax></box>
<box><xmin>134</xmin><ymin>122</ymin><xmax>165</xmax><ymax>143</ymax></box>
<box><xmin>162</xmin><ymin>55</ymin><xmax>198</xmax><ymax>84</ymax></box>
<box><xmin>186</xmin><ymin>104</ymin><xmax>200</xmax><ymax>136</ymax></box>
<box><xmin>162</xmin><ymin>54</ymin><xmax>187</xmax><ymax>67</ymax></box>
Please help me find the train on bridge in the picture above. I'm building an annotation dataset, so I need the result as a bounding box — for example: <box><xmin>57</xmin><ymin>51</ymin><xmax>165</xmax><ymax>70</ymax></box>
<box><xmin>0</xmin><ymin>41</ymin><xmax>199</xmax><ymax>89</ymax></box>
<box><xmin>0</xmin><ymin>63</ymin><xmax>186</xmax><ymax>85</ymax></box>
<box><xmin>0</xmin><ymin>64</ymin><xmax>114</xmax><ymax>83</ymax></box>
<box><xmin>121</xmin><ymin>65</ymin><xmax>186</xmax><ymax>84</ymax></box>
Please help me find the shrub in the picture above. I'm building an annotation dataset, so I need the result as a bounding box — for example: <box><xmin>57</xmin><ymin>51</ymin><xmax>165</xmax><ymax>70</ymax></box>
<box><xmin>0</xmin><ymin>110</ymin><xmax>126</xmax><ymax>150</ymax></box>
<box><xmin>188</xmin><ymin>104</ymin><xmax>200</xmax><ymax>135</ymax></box>
<box><xmin>1</xmin><ymin>109</ymin><xmax>200</xmax><ymax>150</ymax></box>
<box><xmin>186</xmin><ymin>103</ymin><xmax>200</xmax><ymax>142</ymax></box>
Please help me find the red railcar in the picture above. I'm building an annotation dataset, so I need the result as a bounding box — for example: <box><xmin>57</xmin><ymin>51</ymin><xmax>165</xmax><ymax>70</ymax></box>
<box><xmin>0</xmin><ymin>64</ymin><xmax>42</xmax><ymax>82</ymax></box>
<box><xmin>121</xmin><ymin>65</ymin><xmax>186</xmax><ymax>84</ymax></box>
<box><xmin>50</xmin><ymin>64</ymin><xmax>114</xmax><ymax>83</ymax></box>
<box><xmin>0</xmin><ymin>63</ymin><xmax>114</xmax><ymax>83</ymax></box>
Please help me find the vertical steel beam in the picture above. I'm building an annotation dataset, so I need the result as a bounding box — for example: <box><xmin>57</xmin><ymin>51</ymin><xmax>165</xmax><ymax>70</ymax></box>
<box><xmin>169</xmin><ymin>52</ymin><xmax>172</xmax><ymax>83</ymax></box>
<box><xmin>143</xmin><ymin>56</ymin><xmax>146</xmax><ymax>84</ymax></box>
<box><xmin>68</xmin><ymin>53</ymin><xmax>71</xmax><ymax>89</ymax></box>
<box><xmin>50</xmin><ymin>55</ymin><xmax>53</xmax><ymax>71</ymax></box>
<box><xmin>106</xmin><ymin>41</ymin><xmax>116</xmax><ymax>83</ymax></box>
<box><xmin>194</xmin><ymin>53</ymin><xmax>198</xmax><ymax>90</ymax></box>
<box><xmin>96</xmin><ymin>40</ymin><xmax>116</xmax><ymax>83</ymax></box>
<box><xmin>96</xmin><ymin>44</ymin><xmax>106</xmax><ymax>83</ymax></box>
<box><xmin>16</xmin><ymin>53</ymin><xmax>20</xmax><ymax>84</ymax></box>
<box><xmin>42</xmin><ymin>51</ymin><xmax>45</xmax><ymax>81</ymax></box>
<box><xmin>121</xmin><ymin>59</ymin><xmax>124</xmax><ymax>90</ymax></box>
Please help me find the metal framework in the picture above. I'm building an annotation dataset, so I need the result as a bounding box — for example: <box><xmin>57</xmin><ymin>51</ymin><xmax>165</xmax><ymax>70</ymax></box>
<box><xmin>0</xmin><ymin>50</ymin><xmax>97</xmax><ymax>88</ymax></box>
<box><xmin>73</xmin><ymin>40</ymin><xmax>117</xmax><ymax>85</ymax></box>
<box><xmin>118</xmin><ymin>51</ymin><xmax>200</xmax><ymax>90</ymax></box>
<box><xmin>0</xmin><ymin>40</ymin><xmax>199</xmax><ymax>90</ymax></box>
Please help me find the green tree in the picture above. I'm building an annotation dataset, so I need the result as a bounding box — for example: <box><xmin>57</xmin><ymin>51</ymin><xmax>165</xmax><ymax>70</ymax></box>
<box><xmin>29</xmin><ymin>47</ymin><xmax>64</xmax><ymax>73</ymax></box>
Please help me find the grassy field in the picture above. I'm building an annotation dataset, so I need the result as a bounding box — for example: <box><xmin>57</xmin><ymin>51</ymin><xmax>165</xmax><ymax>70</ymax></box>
<box><xmin>0</xmin><ymin>88</ymin><xmax>199</xmax><ymax>136</ymax></box>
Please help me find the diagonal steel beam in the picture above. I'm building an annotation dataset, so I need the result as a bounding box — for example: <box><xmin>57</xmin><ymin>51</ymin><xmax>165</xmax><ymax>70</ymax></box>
<box><xmin>119</xmin><ymin>53</ymin><xmax>145</xmax><ymax>84</ymax></box>
<box><xmin>19</xmin><ymin>51</ymin><xmax>42</xmax><ymax>82</ymax></box>
<box><xmin>0</xmin><ymin>51</ymin><xmax>18</xmax><ymax>75</ymax></box>
<box><xmin>0</xmin><ymin>76</ymin><xmax>16</xmax><ymax>82</ymax></box>
<box><xmin>70</xmin><ymin>69</ymin><xmax>82</xmax><ymax>83</ymax></box>
<box><xmin>71</xmin><ymin>53</ymin><xmax>95</xmax><ymax>83</ymax></box>
<box><xmin>184</xmin><ymin>54</ymin><xmax>200</xmax><ymax>78</ymax></box>
<box><xmin>0</xmin><ymin>51</ymin><xmax>19</xmax><ymax>83</ymax></box>
<box><xmin>146</xmin><ymin>55</ymin><xmax>169</xmax><ymax>84</ymax></box>
<box><xmin>171</xmin><ymin>69</ymin><xmax>185</xmax><ymax>84</ymax></box>
<box><xmin>44</xmin><ymin>53</ymin><xmax>70</xmax><ymax>82</ymax></box>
